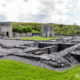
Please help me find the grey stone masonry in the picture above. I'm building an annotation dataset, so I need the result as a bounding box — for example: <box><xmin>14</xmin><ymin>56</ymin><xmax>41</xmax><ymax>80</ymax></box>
<box><xmin>42</xmin><ymin>23</ymin><xmax>54</xmax><ymax>37</ymax></box>
<box><xmin>0</xmin><ymin>22</ymin><xmax>13</xmax><ymax>38</ymax></box>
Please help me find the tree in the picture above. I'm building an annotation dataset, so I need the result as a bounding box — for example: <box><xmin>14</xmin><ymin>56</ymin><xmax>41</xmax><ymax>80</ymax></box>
<box><xmin>18</xmin><ymin>27</ymin><xmax>23</xmax><ymax>33</ymax></box>
<box><xmin>13</xmin><ymin>27</ymin><xmax>19</xmax><ymax>32</ymax></box>
<box><xmin>26</xmin><ymin>27</ymin><xmax>32</xmax><ymax>32</ymax></box>
<box><xmin>23</xmin><ymin>27</ymin><xmax>27</xmax><ymax>33</ymax></box>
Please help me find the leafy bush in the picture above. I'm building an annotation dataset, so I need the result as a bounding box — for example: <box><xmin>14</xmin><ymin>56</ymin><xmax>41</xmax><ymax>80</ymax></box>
<box><xmin>12</xmin><ymin>22</ymin><xmax>40</xmax><ymax>33</ymax></box>
<box><xmin>13</xmin><ymin>27</ymin><xmax>19</xmax><ymax>32</ymax></box>
<box><xmin>26</xmin><ymin>27</ymin><xmax>32</xmax><ymax>32</ymax></box>
<box><xmin>18</xmin><ymin>27</ymin><xmax>23</xmax><ymax>33</ymax></box>
<box><xmin>22</xmin><ymin>27</ymin><xmax>27</xmax><ymax>33</ymax></box>
<box><xmin>76</xmin><ymin>30</ymin><xmax>80</xmax><ymax>34</ymax></box>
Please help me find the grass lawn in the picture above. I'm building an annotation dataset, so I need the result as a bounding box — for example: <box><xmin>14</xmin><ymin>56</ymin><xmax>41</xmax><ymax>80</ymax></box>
<box><xmin>32</xmin><ymin>30</ymin><xmax>41</xmax><ymax>33</ymax></box>
<box><xmin>0</xmin><ymin>59</ymin><xmax>80</xmax><ymax>80</ymax></box>
<box><xmin>21</xmin><ymin>37</ymin><xmax>59</xmax><ymax>40</ymax></box>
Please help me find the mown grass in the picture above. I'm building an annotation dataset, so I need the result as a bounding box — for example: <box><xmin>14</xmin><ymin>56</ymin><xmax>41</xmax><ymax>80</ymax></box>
<box><xmin>32</xmin><ymin>30</ymin><xmax>41</xmax><ymax>33</ymax></box>
<box><xmin>21</xmin><ymin>37</ymin><xmax>58</xmax><ymax>40</ymax></box>
<box><xmin>0</xmin><ymin>59</ymin><xmax>80</xmax><ymax>80</ymax></box>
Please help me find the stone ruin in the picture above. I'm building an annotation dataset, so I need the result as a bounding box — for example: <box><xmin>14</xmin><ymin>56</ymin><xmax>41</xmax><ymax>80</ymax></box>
<box><xmin>0</xmin><ymin>22</ymin><xmax>13</xmax><ymax>38</ymax></box>
<box><xmin>0</xmin><ymin>36</ymin><xmax>80</xmax><ymax>71</ymax></box>
<box><xmin>0</xmin><ymin>22</ymin><xmax>54</xmax><ymax>38</ymax></box>
<box><xmin>42</xmin><ymin>24</ymin><xmax>54</xmax><ymax>37</ymax></box>
<box><xmin>0</xmin><ymin>22</ymin><xmax>80</xmax><ymax>71</ymax></box>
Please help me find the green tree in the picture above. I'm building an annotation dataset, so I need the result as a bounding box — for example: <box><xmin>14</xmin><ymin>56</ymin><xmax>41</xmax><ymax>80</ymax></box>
<box><xmin>23</xmin><ymin>27</ymin><xmax>27</xmax><ymax>33</ymax></box>
<box><xmin>26</xmin><ymin>27</ymin><xmax>32</xmax><ymax>32</ymax></box>
<box><xmin>18</xmin><ymin>27</ymin><xmax>23</xmax><ymax>33</ymax></box>
<box><xmin>13</xmin><ymin>27</ymin><xmax>19</xmax><ymax>32</ymax></box>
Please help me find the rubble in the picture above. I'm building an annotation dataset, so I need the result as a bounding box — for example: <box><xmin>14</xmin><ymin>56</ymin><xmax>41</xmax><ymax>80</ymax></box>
<box><xmin>0</xmin><ymin>36</ymin><xmax>80</xmax><ymax>71</ymax></box>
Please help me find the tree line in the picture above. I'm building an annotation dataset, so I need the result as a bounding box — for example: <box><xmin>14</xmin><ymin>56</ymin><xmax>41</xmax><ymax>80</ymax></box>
<box><xmin>12</xmin><ymin>22</ymin><xmax>41</xmax><ymax>33</ymax></box>
<box><xmin>12</xmin><ymin>22</ymin><xmax>80</xmax><ymax>35</ymax></box>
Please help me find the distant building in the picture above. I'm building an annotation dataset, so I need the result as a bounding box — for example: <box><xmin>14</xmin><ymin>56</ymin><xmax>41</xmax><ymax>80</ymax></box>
<box><xmin>0</xmin><ymin>22</ymin><xmax>13</xmax><ymax>38</ymax></box>
<box><xmin>42</xmin><ymin>24</ymin><xmax>54</xmax><ymax>37</ymax></box>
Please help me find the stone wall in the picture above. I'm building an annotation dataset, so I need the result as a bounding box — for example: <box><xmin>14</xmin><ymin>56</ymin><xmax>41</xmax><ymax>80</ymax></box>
<box><xmin>13</xmin><ymin>33</ymin><xmax>42</xmax><ymax>37</ymax></box>
<box><xmin>0</xmin><ymin>22</ymin><xmax>13</xmax><ymax>38</ymax></box>
<box><xmin>26</xmin><ymin>44</ymin><xmax>58</xmax><ymax>55</ymax></box>
<box><xmin>13</xmin><ymin>33</ymin><xmax>32</xmax><ymax>37</ymax></box>
<box><xmin>42</xmin><ymin>24</ymin><xmax>54</xmax><ymax>37</ymax></box>
<box><xmin>32</xmin><ymin>33</ymin><xmax>41</xmax><ymax>36</ymax></box>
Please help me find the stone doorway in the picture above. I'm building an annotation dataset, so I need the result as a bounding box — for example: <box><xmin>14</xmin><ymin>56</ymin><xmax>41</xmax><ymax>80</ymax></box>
<box><xmin>6</xmin><ymin>32</ymin><xmax>9</xmax><ymax>37</ymax></box>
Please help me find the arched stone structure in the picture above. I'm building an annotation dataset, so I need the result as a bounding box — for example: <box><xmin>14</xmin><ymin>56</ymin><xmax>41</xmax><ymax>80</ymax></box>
<box><xmin>0</xmin><ymin>22</ymin><xmax>13</xmax><ymax>38</ymax></box>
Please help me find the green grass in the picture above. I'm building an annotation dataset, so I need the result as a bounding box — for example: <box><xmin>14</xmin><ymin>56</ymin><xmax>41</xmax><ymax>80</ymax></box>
<box><xmin>0</xmin><ymin>59</ymin><xmax>80</xmax><ymax>80</ymax></box>
<box><xmin>32</xmin><ymin>30</ymin><xmax>41</xmax><ymax>33</ymax></box>
<box><xmin>21</xmin><ymin>37</ymin><xmax>58</xmax><ymax>40</ymax></box>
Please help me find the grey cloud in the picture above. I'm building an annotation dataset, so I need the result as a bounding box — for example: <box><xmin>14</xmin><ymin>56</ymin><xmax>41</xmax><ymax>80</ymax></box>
<box><xmin>0</xmin><ymin>15</ymin><xmax>6</xmax><ymax>21</ymax></box>
<box><xmin>57</xmin><ymin>0</ymin><xmax>64</xmax><ymax>4</ymax></box>
<box><xmin>39</xmin><ymin>0</ymin><xmax>55</xmax><ymax>14</ymax></box>
<box><xmin>18</xmin><ymin>13</ymin><xmax>47</xmax><ymax>22</ymax></box>
<box><xmin>0</xmin><ymin>4</ymin><xmax>6</xmax><ymax>7</ymax></box>
<box><xmin>38</xmin><ymin>0</ymin><xmax>68</xmax><ymax>17</ymax></box>
<box><xmin>24</xmin><ymin>0</ymin><xmax>28</xmax><ymax>2</ymax></box>
<box><xmin>39</xmin><ymin>0</ymin><xmax>72</xmax><ymax>14</ymax></box>
<box><xmin>32</xmin><ymin>14</ymin><xmax>47</xmax><ymax>22</ymax></box>
<box><xmin>1</xmin><ymin>4</ymin><xmax>6</xmax><ymax>7</ymax></box>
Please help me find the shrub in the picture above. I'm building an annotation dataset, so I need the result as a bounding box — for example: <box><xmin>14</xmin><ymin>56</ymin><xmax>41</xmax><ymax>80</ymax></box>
<box><xmin>18</xmin><ymin>27</ymin><xmax>23</xmax><ymax>33</ymax></box>
<box><xmin>26</xmin><ymin>27</ymin><xmax>32</xmax><ymax>32</ymax></box>
<box><xmin>22</xmin><ymin>27</ymin><xmax>32</xmax><ymax>33</ymax></box>
<box><xmin>13</xmin><ymin>27</ymin><xmax>19</xmax><ymax>32</ymax></box>
<box><xmin>23</xmin><ymin>27</ymin><xmax>27</xmax><ymax>33</ymax></box>
<box><xmin>76</xmin><ymin>30</ymin><xmax>80</xmax><ymax>34</ymax></box>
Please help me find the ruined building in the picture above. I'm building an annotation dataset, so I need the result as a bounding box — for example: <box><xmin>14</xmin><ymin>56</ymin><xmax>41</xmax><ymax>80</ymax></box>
<box><xmin>0</xmin><ymin>22</ymin><xmax>54</xmax><ymax>38</ymax></box>
<box><xmin>42</xmin><ymin>24</ymin><xmax>54</xmax><ymax>37</ymax></box>
<box><xmin>0</xmin><ymin>22</ymin><xmax>13</xmax><ymax>38</ymax></box>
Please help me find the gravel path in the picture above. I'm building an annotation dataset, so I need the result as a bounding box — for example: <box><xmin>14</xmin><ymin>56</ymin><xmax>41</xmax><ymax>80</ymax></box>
<box><xmin>0</xmin><ymin>55</ymin><xmax>55</xmax><ymax>70</ymax></box>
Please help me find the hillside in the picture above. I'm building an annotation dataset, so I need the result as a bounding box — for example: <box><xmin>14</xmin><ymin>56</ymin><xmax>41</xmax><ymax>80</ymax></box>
<box><xmin>12</xmin><ymin>22</ymin><xmax>80</xmax><ymax>35</ymax></box>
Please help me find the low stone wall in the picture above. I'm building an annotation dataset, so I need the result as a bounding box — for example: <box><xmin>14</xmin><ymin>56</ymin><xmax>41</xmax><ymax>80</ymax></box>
<box><xmin>13</xmin><ymin>33</ymin><xmax>42</xmax><ymax>37</ymax></box>
<box><xmin>41</xmin><ymin>45</ymin><xmax>58</xmax><ymax>54</ymax></box>
<box><xmin>13</xmin><ymin>33</ymin><xmax>32</xmax><ymax>37</ymax></box>
<box><xmin>32</xmin><ymin>43</ymin><xmax>74</xmax><ymax>55</ymax></box>
<box><xmin>25</xmin><ymin>45</ymin><xmax>58</xmax><ymax>55</ymax></box>
<box><xmin>32</xmin><ymin>33</ymin><xmax>41</xmax><ymax>36</ymax></box>
<box><xmin>39</xmin><ymin>42</ymin><xmax>56</xmax><ymax>48</ymax></box>
<box><xmin>58</xmin><ymin>43</ymin><xmax>75</xmax><ymax>51</ymax></box>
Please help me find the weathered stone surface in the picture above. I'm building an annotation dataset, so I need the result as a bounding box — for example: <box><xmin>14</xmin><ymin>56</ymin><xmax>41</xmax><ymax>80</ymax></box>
<box><xmin>0</xmin><ymin>22</ymin><xmax>13</xmax><ymax>38</ymax></box>
<box><xmin>1</xmin><ymin>37</ymin><xmax>80</xmax><ymax>70</ymax></box>
<box><xmin>42</xmin><ymin>24</ymin><xmax>54</xmax><ymax>37</ymax></box>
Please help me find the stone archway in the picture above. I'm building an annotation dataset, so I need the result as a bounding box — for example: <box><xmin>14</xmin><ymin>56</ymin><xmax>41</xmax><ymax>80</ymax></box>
<box><xmin>6</xmin><ymin>32</ymin><xmax>9</xmax><ymax>37</ymax></box>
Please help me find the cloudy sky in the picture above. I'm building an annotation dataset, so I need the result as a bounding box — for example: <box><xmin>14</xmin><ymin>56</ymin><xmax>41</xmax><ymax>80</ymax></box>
<box><xmin>0</xmin><ymin>0</ymin><xmax>80</xmax><ymax>25</ymax></box>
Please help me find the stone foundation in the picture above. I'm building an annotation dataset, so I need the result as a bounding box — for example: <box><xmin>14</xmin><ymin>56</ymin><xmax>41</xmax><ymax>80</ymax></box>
<box><xmin>1</xmin><ymin>36</ymin><xmax>80</xmax><ymax>71</ymax></box>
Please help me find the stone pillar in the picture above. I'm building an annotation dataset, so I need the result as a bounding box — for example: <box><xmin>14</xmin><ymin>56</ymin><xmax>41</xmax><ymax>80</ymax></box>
<box><xmin>42</xmin><ymin>23</ymin><xmax>54</xmax><ymax>37</ymax></box>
